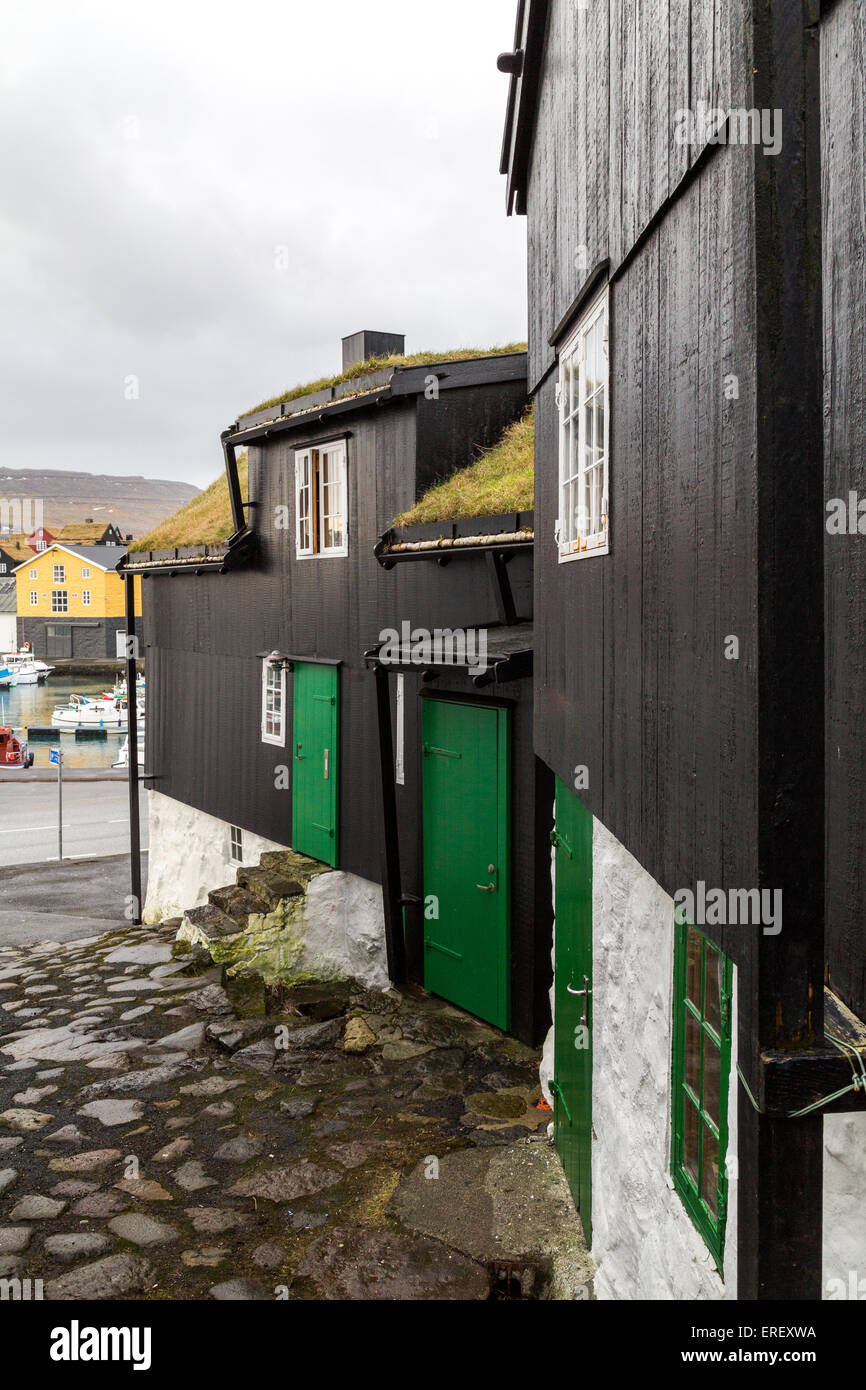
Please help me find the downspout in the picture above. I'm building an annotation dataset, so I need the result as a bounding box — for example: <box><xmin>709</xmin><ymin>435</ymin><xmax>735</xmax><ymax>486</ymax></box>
<box><xmin>373</xmin><ymin>662</ymin><xmax>407</xmax><ymax>984</ymax></box>
<box><xmin>221</xmin><ymin>432</ymin><xmax>247</xmax><ymax>537</ymax></box>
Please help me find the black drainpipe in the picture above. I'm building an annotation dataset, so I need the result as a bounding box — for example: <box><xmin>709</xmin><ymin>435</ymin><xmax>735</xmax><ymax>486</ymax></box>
<box><xmin>373</xmin><ymin>661</ymin><xmax>406</xmax><ymax>984</ymax></box>
<box><xmin>221</xmin><ymin>432</ymin><xmax>246</xmax><ymax>536</ymax></box>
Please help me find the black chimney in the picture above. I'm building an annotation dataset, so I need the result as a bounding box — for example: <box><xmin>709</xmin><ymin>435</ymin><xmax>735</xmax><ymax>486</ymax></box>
<box><xmin>342</xmin><ymin>331</ymin><xmax>405</xmax><ymax>372</ymax></box>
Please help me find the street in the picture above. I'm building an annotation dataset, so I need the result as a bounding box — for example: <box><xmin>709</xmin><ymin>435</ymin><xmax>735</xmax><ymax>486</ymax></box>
<box><xmin>0</xmin><ymin>781</ymin><xmax>148</xmax><ymax>868</ymax></box>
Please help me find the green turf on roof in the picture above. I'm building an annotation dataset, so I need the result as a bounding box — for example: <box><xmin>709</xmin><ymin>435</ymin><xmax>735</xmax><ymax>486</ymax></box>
<box><xmin>393</xmin><ymin>406</ymin><xmax>535</xmax><ymax>527</ymax></box>
<box><xmin>244</xmin><ymin>345</ymin><xmax>527</xmax><ymax>417</ymax></box>
<box><xmin>129</xmin><ymin>453</ymin><xmax>248</xmax><ymax>552</ymax></box>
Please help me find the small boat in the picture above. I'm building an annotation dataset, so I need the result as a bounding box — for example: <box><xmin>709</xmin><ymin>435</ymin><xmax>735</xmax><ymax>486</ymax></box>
<box><xmin>0</xmin><ymin>649</ymin><xmax>55</xmax><ymax>685</ymax></box>
<box><xmin>0</xmin><ymin>725</ymin><xmax>34</xmax><ymax>769</ymax></box>
<box><xmin>51</xmin><ymin>692</ymin><xmax>145</xmax><ymax>733</ymax></box>
<box><xmin>0</xmin><ymin>667</ymin><xmax>14</xmax><ymax>691</ymax></box>
<box><xmin>112</xmin><ymin>733</ymin><xmax>145</xmax><ymax>770</ymax></box>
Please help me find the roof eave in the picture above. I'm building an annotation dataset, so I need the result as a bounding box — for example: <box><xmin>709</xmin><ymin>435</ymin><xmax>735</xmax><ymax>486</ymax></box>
<box><xmin>499</xmin><ymin>0</ymin><xmax>549</xmax><ymax>217</ymax></box>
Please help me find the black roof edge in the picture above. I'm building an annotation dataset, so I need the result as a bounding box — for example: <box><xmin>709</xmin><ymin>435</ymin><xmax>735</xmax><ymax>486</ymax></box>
<box><xmin>375</xmin><ymin>511</ymin><xmax>535</xmax><ymax>567</ymax></box>
<box><xmin>118</xmin><ymin>527</ymin><xmax>258</xmax><ymax>578</ymax></box>
<box><xmin>226</xmin><ymin>351</ymin><xmax>528</xmax><ymax>443</ymax></box>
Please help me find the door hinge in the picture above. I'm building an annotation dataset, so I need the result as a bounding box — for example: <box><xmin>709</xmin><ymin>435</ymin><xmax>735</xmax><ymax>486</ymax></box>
<box><xmin>550</xmin><ymin>828</ymin><xmax>573</xmax><ymax>859</ymax></box>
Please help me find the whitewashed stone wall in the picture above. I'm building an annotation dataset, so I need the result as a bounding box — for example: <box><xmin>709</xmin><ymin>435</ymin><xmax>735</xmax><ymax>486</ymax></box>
<box><xmin>823</xmin><ymin>1112</ymin><xmax>866</xmax><ymax>1298</ymax></box>
<box><xmin>143</xmin><ymin>790</ymin><xmax>389</xmax><ymax>991</ymax></box>
<box><xmin>590</xmin><ymin>820</ymin><xmax>738</xmax><ymax>1299</ymax></box>
<box><xmin>143</xmin><ymin>791</ymin><xmax>291</xmax><ymax>924</ymax></box>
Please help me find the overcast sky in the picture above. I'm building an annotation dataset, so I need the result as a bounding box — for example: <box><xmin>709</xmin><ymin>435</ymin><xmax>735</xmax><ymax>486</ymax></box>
<box><xmin>1</xmin><ymin>1</ymin><xmax>526</xmax><ymax>490</ymax></box>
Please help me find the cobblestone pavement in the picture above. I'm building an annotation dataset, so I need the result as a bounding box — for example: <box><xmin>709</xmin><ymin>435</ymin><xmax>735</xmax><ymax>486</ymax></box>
<box><xmin>0</xmin><ymin>922</ymin><xmax>586</xmax><ymax>1300</ymax></box>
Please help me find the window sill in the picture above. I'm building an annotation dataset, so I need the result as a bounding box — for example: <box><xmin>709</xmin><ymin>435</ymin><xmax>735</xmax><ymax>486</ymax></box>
<box><xmin>558</xmin><ymin>540</ymin><xmax>610</xmax><ymax>564</ymax></box>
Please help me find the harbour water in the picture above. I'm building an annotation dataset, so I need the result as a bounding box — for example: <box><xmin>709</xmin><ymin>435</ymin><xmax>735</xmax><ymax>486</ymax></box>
<box><xmin>0</xmin><ymin>676</ymin><xmax>131</xmax><ymax>770</ymax></box>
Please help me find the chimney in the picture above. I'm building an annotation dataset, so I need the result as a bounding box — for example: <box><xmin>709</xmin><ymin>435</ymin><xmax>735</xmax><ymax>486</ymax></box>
<box><xmin>342</xmin><ymin>330</ymin><xmax>405</xmax><ymax>372</ymax></box>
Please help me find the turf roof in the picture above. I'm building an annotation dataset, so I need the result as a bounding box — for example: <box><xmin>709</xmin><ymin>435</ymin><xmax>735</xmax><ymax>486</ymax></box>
<box><xmin>129</xmin><ymin>453</ymin><xmax>249</xmax><ymax>552</ymax></box>
<box><xmin>393</xmin><ymin>406</ymin><xmax>534</xmax><ymax>527</ymax></box>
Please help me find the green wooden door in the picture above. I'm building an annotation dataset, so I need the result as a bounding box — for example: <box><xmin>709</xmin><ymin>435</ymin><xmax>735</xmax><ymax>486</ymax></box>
<box><xmin>551</xmin><ymin>778</ymin><xmax>593</xmax><ymax>1244</ymax></box>
<box><xmin>421</xmin><ymin>699</ymin><xmax>510</xmax><ymax>1030</ymax></box>
<box><xmin>291</xmin><ymin>663</ymin><xmax>339</xmax><ymax>867</ymax></box>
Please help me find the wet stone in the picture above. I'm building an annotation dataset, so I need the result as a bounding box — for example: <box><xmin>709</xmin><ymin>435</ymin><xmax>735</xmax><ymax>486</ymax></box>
<box><xmin>45</xmin><ymin>1253</ymin><xmax>154</xmax><ymax>1300</ymax></box>
<box><xmin>213</xmin><ymin>1135</ymin><xmax>265</xmax><ymax>1163</ymax></box>
<box><xmin>209</xmin><ymin>1278</ymin><xmax>270</xmax><ymax>1301</ymax></box>
<box><xmin>228</xmin><ymin>1162</ymin><xmax>342</xmax><ymax>1202</ymax></box>
<box><xmin>0</xmin><ymin>1169</ymin><xmax>18</xmax><ymax>1196</ymax></box>
<box><xmin>113</xmin><ymin>1178</ymin><xmax>173</xmax><ymax>1202</ymax></box>
<box><xmin>173</xmin><ymin>1161</ymin><xmax>217</xmax><ymax>1193</ymax></box>
<box><xmin>10</xmin><ymin>1195</ymin><xmax>66</xmax><ymax>1220</ymax></box>
<box><xmin>73</xmin><ymin>1190</ymin><xmax>129</xmax><ymax>1218</ymax></box>
<box><xmin>108</xmin><ymin>1213</ymin><xmax>179</xmax><ymax>1246</ymax></box>
<box><xmin>188</xmin><ymin>1208</ymin><xmax>249</xmax><ymax>1236</ymax></box>
<box><xmin>0</xmin><ymin>1109</ymin><xmax>54</xmax><ymax>1131</ymax></box>
<box><xmin>252</xmin><ymin>1242</ymin><xmax>286</xmax><ymax>1269</ymax></box>
<box><xmin>44</xmin><ymin>1232</ymin><xmax>114</xmax><ymax>1263</ymax></box>
<box><xmin>49</xmin><ymin>1179</ymin><xmax>99</xmax><ymax>1198</ymax></box>
<box><xmin>296</xmin><ymin>1227</ymin><xmax>490</xmax><ymax>1301</ymax></box>
<box><xmin>48</xmin><ymin>1149</ymin><xmax>122</xmax><ymax>1174</ymax></box>
<box><xmin>77</xmin><ymin>1099</ymin><xmax>146</xmax><ymax>1128</ymax></box>
<box><xmin>0</xmin><ymin>1227</ymin><xmax>31</xmax><ymax>1254</ymax></box>
<box><xmin>279</xmin><ymin>1097</ymin><xmax>318</xmax><ymax>1120</ymax></box>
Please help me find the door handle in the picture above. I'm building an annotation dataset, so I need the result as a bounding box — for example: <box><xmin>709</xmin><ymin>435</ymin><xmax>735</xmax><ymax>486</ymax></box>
<box><xmin>295</xmin><ymin>744</ymin><xmax>303</xmax><ymax>761</ymax></box>
<box><xmin>476</xmin><ymin>883</ymin><xmax>496</xmax><ymax>893</ymax></box>
<box><xmin>323</xmin><ymin>748</ymin><xmax>329</xmax><ymax>780</ymax></box>
<box><xmin>567</xmin><ymin>975</ymin><xmax>592</xmax><ymax>1026</ymax></box>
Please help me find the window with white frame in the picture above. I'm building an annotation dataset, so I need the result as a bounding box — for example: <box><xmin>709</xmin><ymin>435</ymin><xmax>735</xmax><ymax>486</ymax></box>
<box><xmin>53</xmin><ymin>564</ymin><xmax>65</xmax><ymax>582</ymax></box>
<box><xmin>0</xmin><ymin>564</ymin><xmax>5</xmax><ymax>574</ymax></box>
<box><xmin>557</xmin><ymin>285</ymin><xmax>610</xmax><ymax>561</ymax></box>
<box><xmin>295</xmin><ymin>441</ymin><xmax>348</xmax><ymax>558</ymax></box>
<box><xmin>230</xmin><ymin>825</ymin><xmax>244</xmax><ymax>863</ymax></box>
<box><xmin>30</xmin><ymin>590</ymin><xmax>37</xmax><ymax>606</ymax></box>
<box><xmin>51</xmin><ymin>590</ymin><xmax>68</xmax><ymax>613</ymax></box>
<box><xmin>29</xmin><ymin>568</ymin><xmax>37</xmax><ymax>579</ymax></box>
<box><xmin>261</xmin><ymin>658</ymin><xmax>287</xmax><ymax>746</ymax></box>
<box><xmin>81</xmin><ymin>567</ymin><xmax>90</xmax><ymax>578</ymax></box>
<box><xmin>82</xmin><ymin>590</ymin><xmax>91</xmax><ymax>606</ymax></box>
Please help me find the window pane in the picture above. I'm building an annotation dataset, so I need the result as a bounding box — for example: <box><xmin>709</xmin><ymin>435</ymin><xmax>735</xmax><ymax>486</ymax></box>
<box><xmin>701</xmin><ymin>1127</ymin><xmax>719</xmax><ymax>1220</ymax></box>
<box><xmin>585</xmin><ymin>399</ymin><xmax>595</xmax><ymax>454</ymax></box>
<box><xmin>704</xmin><ymin>1035</ymin><xmax>721</xmax><ymax>1127</ymax></box>
<box><xmin>683</xmin><ymin>1096</ymin><xmax>700</xmax><ymax>1186</ymax></box>
<box><xmin>705</xmin><ymin>948</ymin><xmax>722</xmax><ymax>1036</ymax></box>
<box><xmin>685</xmin><ymin>1008</ymin><xmax>701</xmax><ymax>1095</ymax></box>
<box><xmin>686</xmin><ymin>927</ymin><xmax>702</xmax><ymax>1006</ymax></box>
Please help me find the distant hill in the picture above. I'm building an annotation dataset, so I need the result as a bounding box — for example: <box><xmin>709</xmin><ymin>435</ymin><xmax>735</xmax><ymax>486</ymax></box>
<box><xmin>0</xmin><ymin>468</ymin><xmax>200</xmax><ymax>538</ymax></box>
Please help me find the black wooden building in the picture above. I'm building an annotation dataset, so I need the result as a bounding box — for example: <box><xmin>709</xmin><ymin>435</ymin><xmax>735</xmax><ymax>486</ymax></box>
<box><xmin>500</xmin><ymin>0</ymin><xmax>866</xmax><ymax>1300</ymax></box>
<box><xmin>125</xmin><ymin>339</ymin><xmax>552</xmax><ymax>1044</ymax></box>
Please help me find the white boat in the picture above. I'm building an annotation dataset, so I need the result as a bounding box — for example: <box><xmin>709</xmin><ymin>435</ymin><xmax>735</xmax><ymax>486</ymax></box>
<box><xmin>112</xmin><ymin>733</ymin><xmax>145</xmax><ymax>769</ymax></box>
<box><xmin>51</xmin><ymin>692</ymin><xmax>145</xmax><ymax>733</ymax></box>
<box><xmin>0</xmin><ymin>651</ymin><xmax>55</xmax><ymax>685</ymax></box>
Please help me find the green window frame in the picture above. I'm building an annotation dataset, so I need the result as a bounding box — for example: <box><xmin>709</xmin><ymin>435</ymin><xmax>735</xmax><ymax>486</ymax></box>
<box><xmin>671</xmin><ymin>919</ymin><xmax>733</xmax><ymax>1272</ymax></box>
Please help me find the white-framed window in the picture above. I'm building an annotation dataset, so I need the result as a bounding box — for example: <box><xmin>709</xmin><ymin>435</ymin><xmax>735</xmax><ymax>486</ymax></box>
<box><xmin>51</xmin><ymin>590</ymin><xmax>68</xmax><ymax>613</ymax></box>
<box><xmin>556</xmin><ymin>285</ymin><xmax>610</xmax><ymax>561</ymax></box>
<box><xmin>29</xmin><ymin>568</ymin><xmax>37</xmax><ymax>579</ymax></box>
<box><xmin>30</xmin><ymin>590</ymin><xmax>37</xmax><ymax>606</ymax></box>
<box><xmin>81</xmin><ymin>567</ymin><xmax>90</xmax><ymax>578</ymax></box>
<box><xmin>53</xmin><ymin>564</ymin><xmax>65</xmax><ymax>582</ymax></box>
<box><xmin>261</xmin><ymin>658</ymin><xmax>287</xmax><ymax>746</ymax></box>
<box><xmin>295</xmin><ymin>441</ymin><xmax>348</xmax><ymax>558</ymax></box>
<box><xmin>0</xmin><ymin>564</ymin><xmax>5</xmax><ymax>574</ymax></box>
<box><xmin>82</xmin><ymin>590</ymin><xmax>91</xmax><ymax>606</ymax></box>
<box><xmin>230</xmin><ymin>825</ymin><xmax>244</xmax><ymax>863</ymax></box>
<box><xmin>36</xmin><ymin>540</ymin><xmax>46</xmax><ymax>551</ymax></box>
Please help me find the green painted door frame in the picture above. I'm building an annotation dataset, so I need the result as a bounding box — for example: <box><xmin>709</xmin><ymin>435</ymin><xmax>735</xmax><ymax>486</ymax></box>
<box><xmin>421</xmin><ymin>697</ymin><xmax>510</xmax><ymax>1030</ymax></box>
<box><xmin>552</xmin><ymin>779</ymin><xmax>593</xmax><ymax>1244</ymax></box>
<box><xmin>291</xmin><ymin>662</ymin><xmax>339</xmax><ymax>867</ymax></box>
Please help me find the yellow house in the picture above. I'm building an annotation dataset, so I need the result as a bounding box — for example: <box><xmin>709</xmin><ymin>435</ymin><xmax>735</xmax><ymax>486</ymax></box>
<box><xmin>13</xmin><ymin>543</ymin><xmax>142</xmax><ymax>661</ymax></box>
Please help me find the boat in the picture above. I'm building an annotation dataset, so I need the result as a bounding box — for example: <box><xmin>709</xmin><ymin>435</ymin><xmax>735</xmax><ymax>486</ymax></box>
<box><xmin>51</xmin><ymin>691</ymin><xmax>145</xmax><ymax>733</ymax></box>
<box><xmin>0</xmin><ymin>667</ymin><xmax>14</xmax><ymax>691</ymax></box>
<box><xmin>112</xmin><ymin>733</ymin><xmax>145</xmax><ymax>770</ymax></box>
<box><xmin>0</xmin><ymin>648</ymin><xmax>55</xmax><ymax>685</ymax></box>
<box><xmin>0</xmin><ymin>725</ymin><xmax>34</xmax><ymax>769</ymax></box>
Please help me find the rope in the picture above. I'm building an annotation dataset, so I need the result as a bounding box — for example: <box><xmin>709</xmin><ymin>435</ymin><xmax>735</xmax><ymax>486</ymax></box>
<box><xmin>737</xmin><ymin>1030</ymin><xmax>866</xmax><ymax>1118</ymax></box>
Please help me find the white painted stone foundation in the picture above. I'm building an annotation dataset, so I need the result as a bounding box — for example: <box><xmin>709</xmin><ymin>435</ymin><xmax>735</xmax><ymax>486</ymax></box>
<box><xmin>143</xmin><ymin>790</ymin><xmax>390</xmax><ymax>991</ymax></box>
<box><xmin>542</xmin><ymin>814</ymin><xmax>738</xmax><ymax>1300</ymax></box>
<box><xmin>823</xmin><ymin>1112</ymin><xmax>866</xmax><ymax>1299</ymax></box>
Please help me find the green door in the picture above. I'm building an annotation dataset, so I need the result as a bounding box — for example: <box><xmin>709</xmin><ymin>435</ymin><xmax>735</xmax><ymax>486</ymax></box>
<box><xmin>291</xmin><ymin>663</ymin><xmax>339</xmax><ymax>867</ymax></box>
<box><xmin>421</xmin><ymin>699</ymin><xmax>510</xmax><ymax>1030</ymax></box>
<box><xmin>551</xmin><ymin>778</ymin><xmax>593</xmax><ymax>1243</ymax></box>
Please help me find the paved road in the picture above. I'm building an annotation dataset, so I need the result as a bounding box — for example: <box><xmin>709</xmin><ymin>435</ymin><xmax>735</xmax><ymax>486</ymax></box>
<box><xmin>0</xmin><ymin>781</ymin><xmax>148</xmax><ymax>868</ymax></box>
<box><xmin>0</xmin><ymin>852</ymin><xmax>149</xmax><ymax>946</ymax></box>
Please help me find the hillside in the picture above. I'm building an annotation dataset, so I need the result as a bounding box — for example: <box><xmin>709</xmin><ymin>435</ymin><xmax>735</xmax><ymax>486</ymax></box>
<box><xmin>0</xmin><ymin>467</ymin><xmax>199</xmax><ymax>538</ymax></box>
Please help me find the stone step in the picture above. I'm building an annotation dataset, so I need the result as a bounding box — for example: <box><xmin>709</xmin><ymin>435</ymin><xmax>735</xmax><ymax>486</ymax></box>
<box><xmin>207</xmin><ymin>885</ymin><xmax>270</xmax><ymax>926</ymax></box>
<box><xmin>178</xmin><ymin>903</ymin><xmax>241</xmax><ymax>949</ymax></box>
<box><xmin>235</xmin><ymin>866</ymin><xmax>304</xmax><ymax>911</ymax></box>
<box><xmin>257</xmin><ymin>850</ymin><xmax>331</xmax><ymax>889</ymax></box>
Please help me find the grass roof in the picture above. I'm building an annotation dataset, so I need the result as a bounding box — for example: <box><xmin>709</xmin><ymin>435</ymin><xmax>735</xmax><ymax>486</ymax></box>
<box><xmin>129</xmin><ymin>453</ymin><xmax>248</xmax><ymax>552</ymax></box>
<box><xmin>393</xmin><ymin>406</ymin><xmax>534</xmax><ymax>527</ymax></box>
<box><xmin>245</xmin><ymin>344</ymin><xmax>527</xmax><ymax>416</ymax></box>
